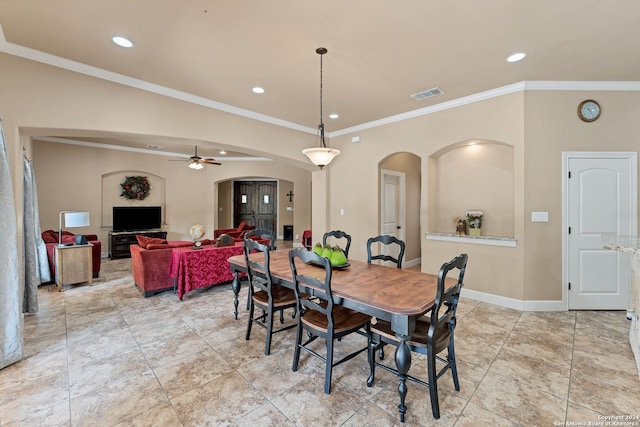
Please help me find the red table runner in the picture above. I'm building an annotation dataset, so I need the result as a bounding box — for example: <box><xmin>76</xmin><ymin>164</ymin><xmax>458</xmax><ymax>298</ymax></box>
<box><xmin>168</xmin><ymin>243</ymin><xmax>244</xmax><ymax>300</ymax></box>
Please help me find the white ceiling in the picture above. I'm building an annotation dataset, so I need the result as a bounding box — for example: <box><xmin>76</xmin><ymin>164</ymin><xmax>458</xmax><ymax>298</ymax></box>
<box><xmin>1</xmin><ymin>0</ymin><xmax>639</xmax><ymax>159</ymax></box>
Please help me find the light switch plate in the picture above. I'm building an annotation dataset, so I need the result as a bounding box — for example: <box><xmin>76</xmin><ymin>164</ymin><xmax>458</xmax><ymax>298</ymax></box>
<box><xmin>531</xmin><ymin>211</ymin><xmax>549</xmax><ymax>222</ymax></box>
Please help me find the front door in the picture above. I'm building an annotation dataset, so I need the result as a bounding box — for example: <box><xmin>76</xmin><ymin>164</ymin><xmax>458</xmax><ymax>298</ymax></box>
<box><xmin>566</xmin><ymin>152</ymin><xmax>637</xmax><ymax>309</ymax></box>
<box><xmin>233</xmin><ymin>181</ymin><xmax>277</xmax><ymax>234</ymax></box>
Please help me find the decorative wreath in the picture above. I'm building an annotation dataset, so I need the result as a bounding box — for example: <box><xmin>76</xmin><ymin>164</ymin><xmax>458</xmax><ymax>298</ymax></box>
<box><xmin>120</xmin><ymin>176</ymin><xmax>150</xmax><ymax>200</ymax></box>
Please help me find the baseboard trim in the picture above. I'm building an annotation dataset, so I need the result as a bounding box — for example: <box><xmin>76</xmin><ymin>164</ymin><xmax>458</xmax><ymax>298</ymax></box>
<box><xmin>461</xmin><ymin>288</ymin><xmax>566</xmax><ymax>312</ymax></box>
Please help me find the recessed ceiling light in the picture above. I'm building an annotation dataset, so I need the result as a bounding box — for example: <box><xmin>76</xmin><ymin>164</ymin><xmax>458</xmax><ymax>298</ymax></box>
<box><xmin>329</xmin><ymin>113</ymin><xmax>339</xmax><ymax>119</ymax></box>
<box><xmin>252</xmin><ymin>87</ymin><xmax>265</xmax><ymax>94</ymax></box>
<box><xmin>146</xmin><ymin>144</ymin><xmax>165</xmax><ymax>150</ymax></box>
<box><xmin>506</xmin><ymin>52</ymin><xmax>526</xmax><ymax>63</ymax></box>
<box><xmin>112</xmin><ymin>35</ymin><xmax>133</xmax><ymax>48</ymax></box>
<box><xmin>219</xmin><ymin>150</ymin><xmax>226</xmax><ymax>155</ymax></box>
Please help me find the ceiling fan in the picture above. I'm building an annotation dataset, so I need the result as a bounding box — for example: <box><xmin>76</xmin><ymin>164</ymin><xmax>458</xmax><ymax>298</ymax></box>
<box><xmin>170</xmin><ymin>146</ymin><xmax>221</xmax><ymax>169</ymax></box>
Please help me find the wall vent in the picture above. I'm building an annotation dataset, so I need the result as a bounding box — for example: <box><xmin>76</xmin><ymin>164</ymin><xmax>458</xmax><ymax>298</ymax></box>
<box><xmin>411</xmin><ymin>87</ymin><xmax>444</xmax><ymax>100</ymax></box>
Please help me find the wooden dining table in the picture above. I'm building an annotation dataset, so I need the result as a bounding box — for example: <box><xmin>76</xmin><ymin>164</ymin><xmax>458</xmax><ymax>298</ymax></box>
<box><xmin>228</xmin><ymin>249</ymin><xmax>445</xmax><ymax>422</ymax></box>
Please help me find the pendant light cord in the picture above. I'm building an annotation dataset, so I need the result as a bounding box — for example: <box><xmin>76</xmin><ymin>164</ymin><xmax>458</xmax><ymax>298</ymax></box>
<box><xmin>317</xmin><ymin>47</ymin><xmax>327</xmax><ymax>148</ymax></box>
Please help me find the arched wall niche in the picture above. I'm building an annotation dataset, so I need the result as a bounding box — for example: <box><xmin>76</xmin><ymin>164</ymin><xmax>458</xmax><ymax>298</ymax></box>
<box><xmin>429</xmin><ymin>140</ymin><xmax>514</xmax><ymax>237</ymax></box>
<box><xmin>101</xmin><ymin>171</ymin><xmax>166</xmax><ymax>228</ymax></box>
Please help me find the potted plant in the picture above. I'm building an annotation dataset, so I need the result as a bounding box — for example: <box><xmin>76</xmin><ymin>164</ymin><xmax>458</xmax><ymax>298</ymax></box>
<box><xmin>466</xmin><ymin>210</ymin><xmax>483</xmax><ymax>236</ymax></box>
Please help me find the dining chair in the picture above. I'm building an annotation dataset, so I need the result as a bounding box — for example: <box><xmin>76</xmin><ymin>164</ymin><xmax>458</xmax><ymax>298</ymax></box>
<box><xmin>243</xmin><ymin>238</ymin><xmax>297</xmax><ymax>355</ymax></box>
<box><xmin>367</xmin><ymin>253</ymin><xmax>468</xmax><ymax>419</ymax></box>
<box><xmin>366</xmin><ymin>234</ymin><xmax>405</xmax><ymax>268</ymax></box>
<box><xmin>289</xmin><ymin>247</ymin><xmax>372</xmax><ymax>394</ymax></box>
<box><xmin>322</xmin><ymin>230</ymin><xmax>351</xmax><ymax>258</ymax></box>
<box><xmin>244</xmin><ymin>227</ymin><xmax>276</xmax><ymax>250</ymax></box>
<box><xmin>243</xmin><ymin>228</ymin><xmax>277</xmax><ymax>310</ymax></box>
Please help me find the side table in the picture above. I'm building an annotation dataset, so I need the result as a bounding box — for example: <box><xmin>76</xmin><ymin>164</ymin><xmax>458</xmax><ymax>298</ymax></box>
<box><xmin>54</xmin><ymin>244</ymin><xmax>93</xmax><ymax>291</ymax></box>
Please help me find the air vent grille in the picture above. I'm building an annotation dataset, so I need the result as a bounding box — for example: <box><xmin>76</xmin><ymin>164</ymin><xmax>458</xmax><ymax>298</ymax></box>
<box><xmin>411</xmin><ymin>87</ymin><xmax>444</xmax><ymax>100</ymax></box>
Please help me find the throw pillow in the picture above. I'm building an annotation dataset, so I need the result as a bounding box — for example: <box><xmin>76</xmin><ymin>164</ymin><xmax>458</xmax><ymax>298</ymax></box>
<box><xmin>146</xmin><ymin>243</ymin><xmax>169</xmax><ymax>250</ymax></box>
<box><xmin>136</xmin><ymin>235</ymin><xmax>167</xmax><ymax>249</ymax></box>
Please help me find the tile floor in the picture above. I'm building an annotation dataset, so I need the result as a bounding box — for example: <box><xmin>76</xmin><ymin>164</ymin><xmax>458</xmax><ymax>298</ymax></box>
<box><xmin>1</xmin><ymin>253</ymin><xmax>639</xmax><ymax>426</ymax></box>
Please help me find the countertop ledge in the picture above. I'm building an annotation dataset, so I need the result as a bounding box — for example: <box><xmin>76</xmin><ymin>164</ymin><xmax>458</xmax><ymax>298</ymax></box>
<box><xmin>426</xmin><ymin>233</ymin><xmax>516</xmax><ymax>247</ymax></box>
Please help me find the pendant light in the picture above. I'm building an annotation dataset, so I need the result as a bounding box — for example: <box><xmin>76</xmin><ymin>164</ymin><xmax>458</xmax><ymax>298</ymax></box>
<box><xmin>302</xmin><ymin>47</ymin><xmax>340</xmax><ymax>169</ymax></box>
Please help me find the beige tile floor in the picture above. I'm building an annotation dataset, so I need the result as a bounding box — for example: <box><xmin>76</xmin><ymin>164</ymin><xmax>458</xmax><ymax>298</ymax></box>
<box><xmin>1</xmin><ymin>251</ymin><xmax>639</xmax><ymax>426</ymax></box>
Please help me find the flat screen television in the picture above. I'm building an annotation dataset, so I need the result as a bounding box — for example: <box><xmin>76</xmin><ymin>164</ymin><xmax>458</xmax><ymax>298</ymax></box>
<box><xmin>112</xmin><ymin>206</ymin><xmax>162</xmax><ymax>232</ymax></box>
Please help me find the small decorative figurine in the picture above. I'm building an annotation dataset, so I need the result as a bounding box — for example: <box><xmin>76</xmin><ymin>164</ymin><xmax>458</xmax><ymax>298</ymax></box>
<box><xmin>454</xmin><ymin>217</ymin><xmax>467</xmax><ymax>235</ymax></box>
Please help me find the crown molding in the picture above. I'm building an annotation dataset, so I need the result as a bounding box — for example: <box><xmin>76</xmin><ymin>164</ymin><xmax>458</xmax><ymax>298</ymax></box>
<box><xmin>3</xmin><ymin>25</ymin><xmax>640</xmax><ymax>139</ymax></box>
<box><xmin>32</xmin><ymin>136</ymin><xmax>271</xmax><ymax>162</ymax></box>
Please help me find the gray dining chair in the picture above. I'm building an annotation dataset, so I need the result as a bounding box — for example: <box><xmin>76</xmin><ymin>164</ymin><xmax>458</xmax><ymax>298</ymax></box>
<box><xmin>289</xmin><ymin>247</ymin><xmax>371</xmax><ymax>394</ymax></box>
<box><xmin>367</xmin><ymin>253</ymin><xmax>468</xmax><ymax>419</ymax></box>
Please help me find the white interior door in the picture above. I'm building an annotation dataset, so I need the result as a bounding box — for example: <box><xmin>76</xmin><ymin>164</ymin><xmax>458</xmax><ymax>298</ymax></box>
<box><xmin>381</xmin><ymin>170</ymin><xmax>405</xmax><ymax>263</ymax></box>
<box><xmin>566</xmin><ymin>152</ymin><xmax>637</xmax><ymax>310</ymax></box>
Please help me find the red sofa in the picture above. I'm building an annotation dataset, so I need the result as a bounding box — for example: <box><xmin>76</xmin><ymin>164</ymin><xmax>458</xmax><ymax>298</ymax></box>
<box><xmin>42</xmin><ymin>229</ymin><xmax>101</xmax><ymax>280</ymax></box>
<box><xmin>130</xmin><ymin>238</ymin><xmax>196</xmax><ymax>297</ymax></box>
<box><xmin>131</xmin><ymin>233</ymin><xmax>270</xmax><ymax>298</ymax></box>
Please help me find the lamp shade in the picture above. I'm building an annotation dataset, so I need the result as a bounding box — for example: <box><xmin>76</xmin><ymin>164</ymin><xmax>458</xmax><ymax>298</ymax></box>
<box><xmin>64</xmin><ymin>211</ymin><xmax>90</xmax><ymax>228</ymax></box>
<box><xmin>302</xmin><ymin>147</ymin><xmax>341</xmax><ymax>168</ymax></box>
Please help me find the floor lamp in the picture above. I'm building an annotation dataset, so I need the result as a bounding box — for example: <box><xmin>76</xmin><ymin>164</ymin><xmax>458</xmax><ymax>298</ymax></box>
<box><xmin>58</xmin><ymin>211</ymin><xmax>90</xmax><ymax>246</ymax></box>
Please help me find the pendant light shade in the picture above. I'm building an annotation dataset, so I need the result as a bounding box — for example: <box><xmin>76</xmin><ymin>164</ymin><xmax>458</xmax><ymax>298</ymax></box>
<box><xmin>302</xmin><ymin>47</ymin><xmax>340</xmax><ymax>169</ymax></box>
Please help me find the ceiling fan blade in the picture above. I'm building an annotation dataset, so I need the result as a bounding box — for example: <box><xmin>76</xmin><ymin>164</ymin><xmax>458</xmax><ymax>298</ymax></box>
<box><xmin>202</xmin><ymin>159</ymin><xmax>222</xmax><ymax>165</ymax></box>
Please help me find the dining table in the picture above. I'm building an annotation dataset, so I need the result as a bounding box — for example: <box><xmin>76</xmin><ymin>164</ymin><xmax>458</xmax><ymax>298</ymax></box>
<box><xmin>228</xmin><ymin>249</ymin><xmax>448</xmax><ymax>422</ymax></box>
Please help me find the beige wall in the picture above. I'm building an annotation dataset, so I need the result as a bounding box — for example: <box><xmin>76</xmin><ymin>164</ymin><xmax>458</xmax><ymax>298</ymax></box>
<box><xmin>329</xmin><ymin>93</ymin><xmax>526</xmax><ymax>301</ymax></box>
<box><xmin>32</xmin><ymin>141</ymin><xmax>311</xmax><ymax>247</ymax></box>
<box><xmin>4</xmin><ymin>51</ymin><xmax>640</xmax><ymax>306</ymax></box>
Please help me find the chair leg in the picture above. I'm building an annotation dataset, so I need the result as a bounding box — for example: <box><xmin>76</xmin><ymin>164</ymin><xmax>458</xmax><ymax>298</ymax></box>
<box><xmin>245</xmin><ymin>299</ymin><xmax>254</xmax><ymax>340</ymax></box>
<box><xmin>448</xmin><ymin>337</ymin><xmax>460</xmax><ymax>391</ymax></box>
<box><xmin>427</xmin><ymin>352</ymin><xmax>440</xmax><ymax>419</ymax></box>
<box><xmin>292</xmin><ymin>322</ymin><xmax>303</xmax><ymax>372</ymax></box>
<box><xmin>264</xmin><ymin>306</ymin><xmax>274</xmax><ymax>356</ymax></box>
<box><xmin>324</xmin><ymin>338</ymin><xmax>334</xmax><ymax>394</ymax></box>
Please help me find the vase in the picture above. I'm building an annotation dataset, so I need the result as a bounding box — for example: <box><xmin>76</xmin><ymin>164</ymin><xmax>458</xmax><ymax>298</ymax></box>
<box><xmin>469</xmin><ymin>228</ymin><xmax>482</xmax><ymax>236</ymax></box>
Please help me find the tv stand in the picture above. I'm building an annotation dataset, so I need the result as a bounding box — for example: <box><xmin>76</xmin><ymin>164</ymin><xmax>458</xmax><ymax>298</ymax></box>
<box><xmin>109</xmin><ymin>230</ymin><xmax>167</xmax><ymax>260</ymax></box>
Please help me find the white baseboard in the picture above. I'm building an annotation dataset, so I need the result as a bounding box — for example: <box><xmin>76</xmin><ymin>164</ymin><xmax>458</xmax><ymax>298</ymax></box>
<box><xmin>461</xmin><ymin>288</ymin><xmax>566</xmax><ymax>312</ymax></box>
<box><xmin>404</xmin><ymin>257</ymin><xmax>421</xmax><ymax>269</ymax></box>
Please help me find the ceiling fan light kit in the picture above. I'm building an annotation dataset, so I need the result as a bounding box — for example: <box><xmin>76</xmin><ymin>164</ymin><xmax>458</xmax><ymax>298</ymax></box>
<box><xmin>171</xmin><ymin>145</ymin><xmax>221</xmax><ymax>169</ymax></box>
<box><xmin>302</xmin><ymin>47</ymin><xmax>341</xmax><ymax>169</ymax></box>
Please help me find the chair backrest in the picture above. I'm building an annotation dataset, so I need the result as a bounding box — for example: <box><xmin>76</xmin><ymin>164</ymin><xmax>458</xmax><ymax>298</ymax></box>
<box><xmin>366</xmin><ymin>235</ymin><xmax>406</xmax><ymax>268</ymax></box>
<box><xmin>245</xmin><ymin>228</ymin><xmax>276</xmax><ymax>250</ymax></box>
<box><xmin>243</xmin><ymin>238</ymin><xmax>274</xmax><ymax>296</ymax></box>
<box><xmin>428</xmin><ymin>253</ymin><xmax>468</xmax><ymax>352</ymax></box>
<box><xmin>289</xmin><ymin>247</ymin><xmax>335</xmax><ymax>326</ymax></box>
<box><xmin>322</xmin><ymin>230</ymin><xmax>351</xmax><ymax>258</ymax></box>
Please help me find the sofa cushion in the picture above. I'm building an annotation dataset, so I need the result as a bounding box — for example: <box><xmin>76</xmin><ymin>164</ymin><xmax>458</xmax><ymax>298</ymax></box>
<box><xmin>42</xmin><ymin>229</ymin><xmax>59</xmax><ymax>243</ymax></box>
<box><xmin>136</xmin><ymin>234</ymin><xmax>168</xmax><ymax>249</ymax></box>
<box><xmin>61</xmin><ymin>235</ymin><xmax>77</xmax><ymax>244</ymax></box>
<box><xmin>146</xmin><ymin>243</ymin><xmax>170</xmax><ymax>250</ymax></box>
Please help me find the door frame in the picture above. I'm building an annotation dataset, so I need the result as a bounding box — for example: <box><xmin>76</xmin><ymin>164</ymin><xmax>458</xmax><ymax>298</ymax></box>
<box><xmin>562</xmin><ymin>151</ymin><xmax>637</xmax><ymax>310</ymax></box>
<box><xmin>380</xmin><ymin>169</ymin><xmax>406</xmax><ymax>244</ymax></box>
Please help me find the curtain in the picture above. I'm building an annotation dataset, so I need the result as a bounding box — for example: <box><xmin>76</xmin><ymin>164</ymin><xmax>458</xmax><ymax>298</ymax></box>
<box><xmin>0</xmin><ymin>121</ymin><xmax>23</xmax><ymax>369</ymax></box>
<box><xmin>23</xmin><ymin>156</ymin><xmax>46</xmax><ymax>313</ymax></box>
